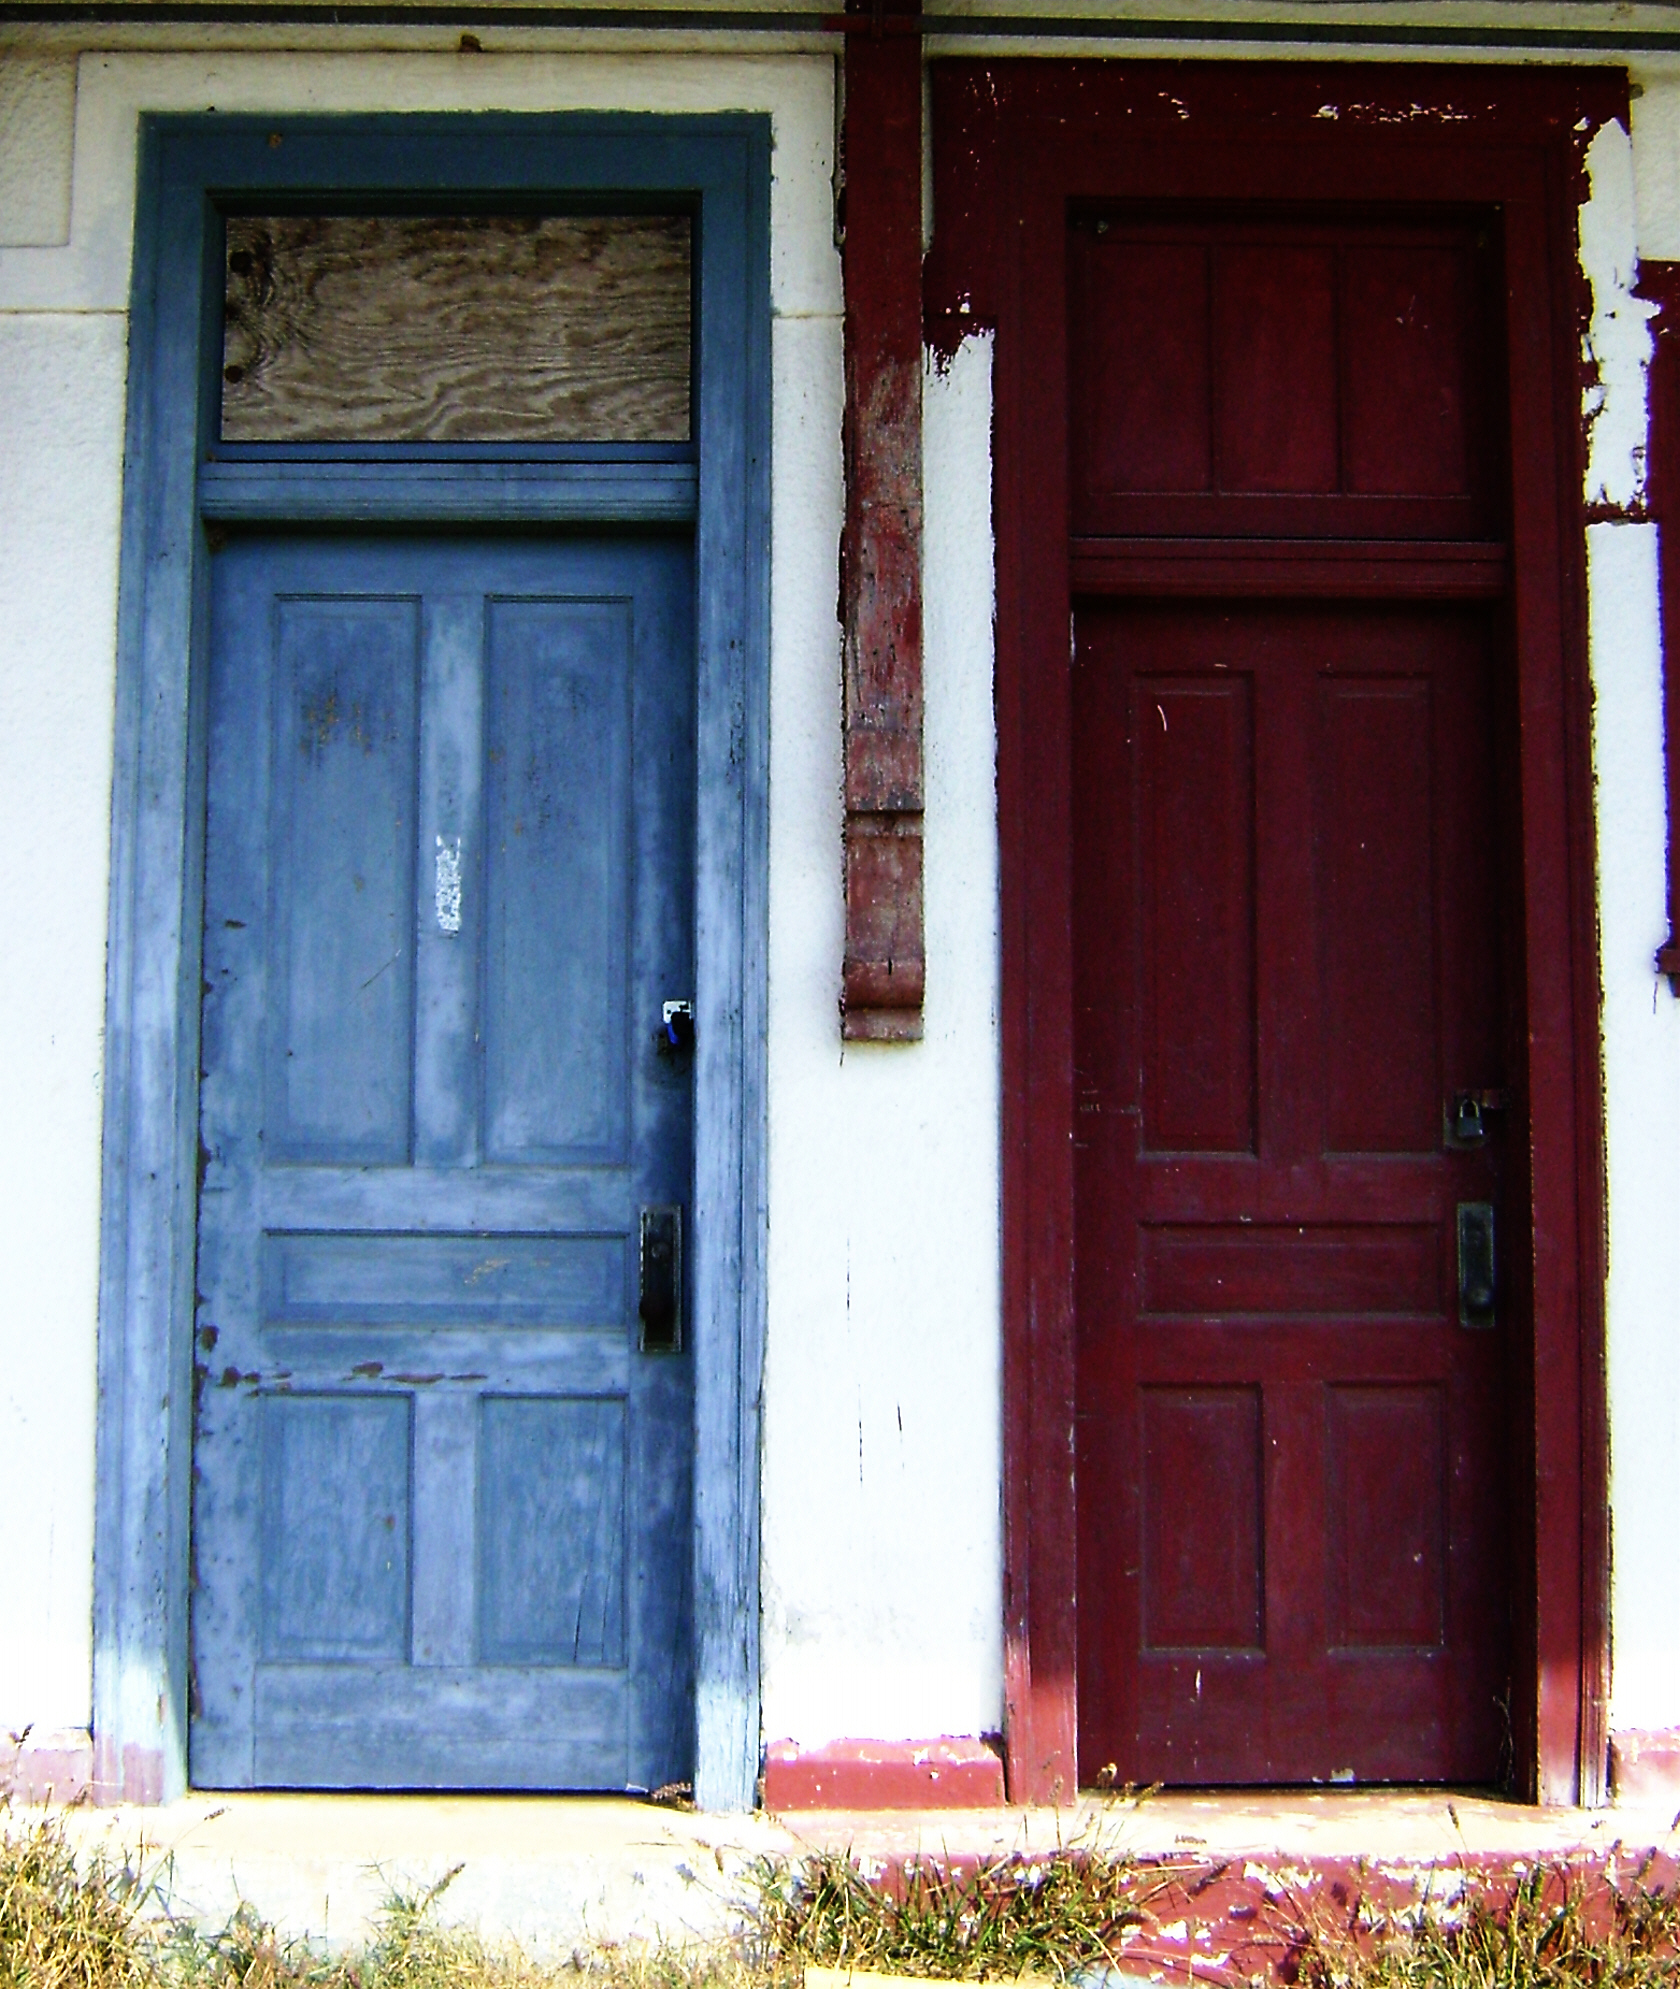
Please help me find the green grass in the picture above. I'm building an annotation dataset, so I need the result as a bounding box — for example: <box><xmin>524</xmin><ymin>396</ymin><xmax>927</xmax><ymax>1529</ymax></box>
<box><xmin>3</xmin><ymin>1803</ymin><xmax>1677</xmax><ymax>1989</ymax></box>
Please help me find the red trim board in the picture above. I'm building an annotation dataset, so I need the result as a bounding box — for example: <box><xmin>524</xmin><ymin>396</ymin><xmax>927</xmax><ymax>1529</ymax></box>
<box><xmin>763</xmin><ymin>1738</ymin><xmax>1007</xmax><ymax>1810</ymax></box>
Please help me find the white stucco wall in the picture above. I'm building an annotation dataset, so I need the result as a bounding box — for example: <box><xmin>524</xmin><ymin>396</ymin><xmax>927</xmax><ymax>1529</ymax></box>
<box><xmin>1605</xmin><ymin>74</ymin><xmax>1680</xmax><ymax>1749</ymax></box>
<box><xmin>0</xmin><ymin>311</ymin><xmax>123</xmax><ymax>1742</ymax></box>
<box><xmin>761</xmin><ymin>332</ymin><xmax>1001</xmax><ymax>1747</ymax></box>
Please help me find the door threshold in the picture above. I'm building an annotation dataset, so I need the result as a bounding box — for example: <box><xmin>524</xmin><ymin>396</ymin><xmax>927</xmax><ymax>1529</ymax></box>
<box><xmin>773</xmin><ymin>1786</ymin><xmax>1679</xmax><ymax>1864</ymax></box>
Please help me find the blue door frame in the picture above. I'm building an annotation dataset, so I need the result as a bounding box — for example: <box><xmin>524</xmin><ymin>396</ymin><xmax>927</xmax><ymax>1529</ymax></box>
<box><xmin>95</xmin><ymin>111</ymin><xmax>770</xmax><ymax>1809</ymax></box>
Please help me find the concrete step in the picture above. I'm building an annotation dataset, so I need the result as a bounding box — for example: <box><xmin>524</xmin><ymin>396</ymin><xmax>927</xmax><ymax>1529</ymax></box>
<box><xmin>29</xmin><ymin>1788</ymin><xmax>1680</xmax><ymax>1962</ymax></box>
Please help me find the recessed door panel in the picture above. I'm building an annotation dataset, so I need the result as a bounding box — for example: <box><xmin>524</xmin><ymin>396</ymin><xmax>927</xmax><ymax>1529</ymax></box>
<box><xmin>483</xmin><ymin>598</ymin><xmax>632</xmax><ymax>1164</ymax></box>
<box><xmin>193</xmin><ymin>534</ymin><xmax>695</xmax><ymax>1791</ymax></box>
<box><xmin>268</xmin><ymin>596</ymin><xmax>420</xmax><ymax>1163</ymax></box>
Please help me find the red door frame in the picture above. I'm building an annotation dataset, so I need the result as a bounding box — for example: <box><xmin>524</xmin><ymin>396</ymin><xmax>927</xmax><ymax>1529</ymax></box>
<box><xmin>926</xmin><ymin>60</ymin><xmax>1619</xmax><ymax>1806</ymax></box>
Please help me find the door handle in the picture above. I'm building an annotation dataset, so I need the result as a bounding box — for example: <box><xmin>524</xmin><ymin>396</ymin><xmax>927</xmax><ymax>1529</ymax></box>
<box><xmin>638</xmin><ymin>1206</ymin><xmax>683</xmax><ymax>1353</ymax></box>
<box><xmin>1457</xmin><ymin>1202</ymin><xmax>1496</xmax><ymax>1328</ymax></box>
<box><xmin>657</xmin><ymin>999</ymin><xmax>695</xmax><ymax>1055</ymax></box>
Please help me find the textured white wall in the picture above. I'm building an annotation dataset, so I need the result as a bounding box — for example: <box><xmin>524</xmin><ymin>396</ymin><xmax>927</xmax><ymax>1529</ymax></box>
<box><xmin>761</xmin><ymin>333</ymin><xmax>1001</xmax><ymax>1747</ymax></box>
<box><xmin>0</xmin><ymin>56</ymin><xmax>74</xmax><ymax>246</ymax></box>
<box><xmin>0</xmin><ymin>311</ymin><xmax>124</xmax><ymax>1741</ymax></box>
<box><xmin>1604</xmin><ymin>74</ymin><xmax>1680</xmax><ymax>1749</ymax></box>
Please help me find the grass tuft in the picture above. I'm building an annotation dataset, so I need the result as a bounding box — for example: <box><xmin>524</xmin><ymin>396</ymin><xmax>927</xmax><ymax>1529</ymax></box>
<box><xmin>749</xmin><ymin>1842</ymin><xmax>1173</xmax><ymax>1981</ymax></box>
<box><xmin>0</xmin><ymin>1804</ymin><xmax>156</xmax><ymax>1989</ymax></box>
<box><xmin>1297</xmin><ymin>1860</ymin><xmax>1680</xmax><ymax>1989</ymax></box>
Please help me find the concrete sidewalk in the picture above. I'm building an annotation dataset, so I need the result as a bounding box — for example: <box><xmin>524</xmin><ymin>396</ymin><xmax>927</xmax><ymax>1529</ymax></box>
<box><xmin>30</xmin><ymin>1788</ymin><xmax>1680</xmax><ymax>1959</ymax></box>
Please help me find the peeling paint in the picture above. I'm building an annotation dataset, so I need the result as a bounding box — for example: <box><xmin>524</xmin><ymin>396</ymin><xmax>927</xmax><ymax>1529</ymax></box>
<box><xmin>1581</xmin><ymin>120</ymin><xmax>1658</xmax><ymax>514</ymax></box>
<box><xmin>433</xmin><ymin>833</ymin><xmax>463</xmax><ymax>935</ymax></box>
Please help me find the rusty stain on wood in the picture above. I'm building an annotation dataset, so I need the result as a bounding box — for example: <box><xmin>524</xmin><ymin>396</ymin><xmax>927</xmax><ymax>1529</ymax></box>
<box><xmin>222</xmin><ymin>213</ymin><xmax>691</xmax><ymax>444</ymax></box>
<box><xmin>841</xmin><ymin>14</ymin><xmax>925</xmax><ymax>1041</ymax></box>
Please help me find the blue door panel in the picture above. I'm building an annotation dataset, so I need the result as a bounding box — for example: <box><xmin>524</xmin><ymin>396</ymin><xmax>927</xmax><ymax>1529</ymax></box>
<box><xmin>270</xmin><ymin>596</ymin><xmax>420</xmax><ymax>1164</ymax></box>
<box><xmin>252</xmin><ymin>1667</ymin><xmax>631</xmax><ymax>1791</ymax></box>
<box><xmin>260</xmin><ymin>1394</ymin><xmax>412</xmax><ymax>1662</ymax></box>
<box><xmin>192</xmin><ymin>533</ymin><xmax>695</xmax><ymax>1791</ymax></box>
<box><xmin>478</xmin><ymin>1395</ymin><xmax>627</xmax><ymax>1666</ymax></box>
<box><xmin>262</xmin><ymin>1231</ymin><xmax>627</xmax><ymax>1326</ymax></box>
<box><xmin>484</xmin><ymin>598</ymin><xmax>631</xmax><ymax>1163</ymax></box>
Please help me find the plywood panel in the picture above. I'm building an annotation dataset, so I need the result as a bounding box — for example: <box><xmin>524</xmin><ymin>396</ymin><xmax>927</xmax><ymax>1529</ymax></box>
<box><xmin>222</xmin><ymin>214</ymin><xmax>691</xmax><ymax>444</ymax></box>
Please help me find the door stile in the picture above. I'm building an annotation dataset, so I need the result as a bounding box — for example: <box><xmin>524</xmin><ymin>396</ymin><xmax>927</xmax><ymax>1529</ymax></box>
<box><xmin>1498</xmin><ymin>170</ymin><xmax>1601</xmax><ymax>1805</ymax></box>
<box><xmin>999</xmin><ymin>142</ymin><xmax>1080</xmax><ymax>1803</ymax></box>
<box><xmin>414</xmin><ymin>593</ymin><xmax>487</xmax><ymax>1172</ymax></box>
<box><xmin>409</xmin><ymin>591</ymin><xmax>485</xmax><ymax>1679</ymax></box>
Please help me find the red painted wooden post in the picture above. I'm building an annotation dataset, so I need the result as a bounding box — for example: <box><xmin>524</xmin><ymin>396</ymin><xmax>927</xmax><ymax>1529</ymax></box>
<box><xmin>1640</xmin><ymin>265</ymin><xmax>1680</xmax><ymax>987</ymax></box>
<box><xmin>841</xmin><ymin>3</ymin><xmax>925</xmax><ymax>1040</ymax></box>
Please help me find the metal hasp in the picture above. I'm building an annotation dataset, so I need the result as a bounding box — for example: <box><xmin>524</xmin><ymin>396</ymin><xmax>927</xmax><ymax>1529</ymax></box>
<box><xmin>1458</xmin><ymin>1202</ymin><xmax>1497</xmax><ymax>1328</ymax></box>
<box><xmin>639</xmin><ymin>1206</ymin><xmax>683</xmax><ymax>1353</ymax></box>
<box><xmin>1448</xmin><ymin>1087</ymin><xmax>1510</xmax><ymax>1147</ymax></box>
<box><xmin>839</xmin><ymin>0</ymin><xmax>925</xmax><ymax>1039</ymax></box>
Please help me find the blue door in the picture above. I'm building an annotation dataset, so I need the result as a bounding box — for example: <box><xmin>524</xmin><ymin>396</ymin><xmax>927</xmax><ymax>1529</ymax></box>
<box><xmin>191</xmin><ymin>533</ymin><xmax>696</xmax><ymax>1790</ymax></box>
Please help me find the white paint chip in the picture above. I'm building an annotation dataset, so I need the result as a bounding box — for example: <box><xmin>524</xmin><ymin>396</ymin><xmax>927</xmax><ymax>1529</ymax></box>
<box><xmin>1580</xmin><ymin>120</ymin><xmax>1659</xmax><ymax>514</ymax></box>
<box><xmin>434</xmin><ymin>835</ymin><xmax>462</xmax><ymax>935</ymax></box>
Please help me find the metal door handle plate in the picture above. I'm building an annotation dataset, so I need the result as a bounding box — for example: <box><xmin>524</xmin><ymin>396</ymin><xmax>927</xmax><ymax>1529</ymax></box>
<box><xmin>1457</xmin><ymin>1201</ymin><xmax>1496</xmax><ymax>1329</ymax></box>
<box><xmin>639</xmin><ymin>1205</ymin><xmax>683</xmax><ymax>1353</ymax></box>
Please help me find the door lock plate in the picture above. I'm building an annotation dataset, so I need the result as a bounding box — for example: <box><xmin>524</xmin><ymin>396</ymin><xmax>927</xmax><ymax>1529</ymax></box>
<box><xmin>1457</xmin><ymin>1201</ymin><xmax>1496</xmax><ymax>1328</ymax></box>
<box><xmin>639</xmin><ymin>1205</ymin><xmax>683</xmax><ymax>1354</ymax></box>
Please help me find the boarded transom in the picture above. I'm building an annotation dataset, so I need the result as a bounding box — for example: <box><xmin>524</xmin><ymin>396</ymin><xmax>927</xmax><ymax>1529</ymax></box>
<box><xmin>221</xmin><ymin>213</ymin><xmax>692</xmax><ymax>444</ymax></box>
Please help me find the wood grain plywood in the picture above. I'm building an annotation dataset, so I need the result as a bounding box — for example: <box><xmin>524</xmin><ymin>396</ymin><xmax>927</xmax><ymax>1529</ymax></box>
<box><xmin>222</xmin><ymin>214</ymin><xmax>691</xmax><ymax>444</ymax></box>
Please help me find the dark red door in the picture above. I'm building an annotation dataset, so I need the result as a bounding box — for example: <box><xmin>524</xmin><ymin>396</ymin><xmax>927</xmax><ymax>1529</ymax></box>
<box><xmin>1074</xmin><ymin>601</ymin><xmax>1511</xmax><ymax>1784</ymax></box>
<box><xmin>1070</xmin><ymin>211</ymin><xmax>1513</xmax><ymax>1786</ymax></box>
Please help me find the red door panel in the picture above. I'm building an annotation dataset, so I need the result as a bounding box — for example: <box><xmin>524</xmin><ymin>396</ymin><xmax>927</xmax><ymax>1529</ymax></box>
<box><xmin>1068</xmin><ymin>215</ymin><xmax>1499</xmax><ymax>541</ymax></box>
<box><xmin>1074</xmin><ymin>600</ymin><xmax>1510</xmax><ymax>1785</ymax></box>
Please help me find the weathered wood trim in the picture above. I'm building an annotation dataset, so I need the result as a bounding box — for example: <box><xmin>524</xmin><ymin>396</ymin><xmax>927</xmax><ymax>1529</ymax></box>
<box><xmin>840</xmin><ymin>9</ymin><xmax>925</xmax><ymax>1040</ymax></box>
<box><xmin>198</xmin><ymin>456</ymin><xmax>699</xmax><ymax>523</ymax></box>
<box><xmin>97</xmin><ymin>111</ymin><xmax>770</xmax><ymax>1811</ymax></box>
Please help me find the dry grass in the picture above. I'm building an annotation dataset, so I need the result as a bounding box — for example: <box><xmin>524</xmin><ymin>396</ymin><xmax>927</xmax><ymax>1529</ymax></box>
<box><xmin>4</xmin><ymin>1802</ymin><xmax>1680</xmax><ymax>1989</ymax></box>
<box><xmin>750</xmin><ymin>1844</ymin><xmax>1170</xmax><ymax>1981</ymax></box>
<box><xmin>0</xmin><ymin>1809</ymin><xmax>766</xmax><ymax>1989</ymax></box>
<box><xmin>1298</xmin><ymin>1860</ymin><xmax>1680</xmax><ymax>1989</ymax></box>
<box><xmin>0</xmin><ymin>1806</ymin><xmax>154</xmax><ymax>1989</ymax></box>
